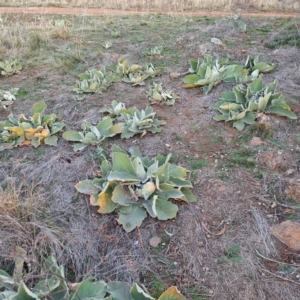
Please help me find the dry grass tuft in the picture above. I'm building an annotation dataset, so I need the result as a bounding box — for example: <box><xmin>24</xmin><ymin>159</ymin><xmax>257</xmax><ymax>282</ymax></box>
<box><xmin>0</xmin><ymin>178</ymin><xmax>66</xmax><ymax>267</ymax></box>
<box><xmin>51</xmin><ymin>26</ymin><xmax>71</xmax><ymax>40</ymax></box>
<box><xmin>248</xmin><ymin>122</ymin><xmax>272</xmax><ymax>139</ymax></box>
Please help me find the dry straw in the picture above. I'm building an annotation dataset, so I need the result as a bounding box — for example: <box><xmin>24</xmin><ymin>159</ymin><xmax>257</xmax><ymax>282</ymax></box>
<box><xmin>0</xmin><ymin>0</ymin><xmax>299</xmax><ymax>11</ymax></box>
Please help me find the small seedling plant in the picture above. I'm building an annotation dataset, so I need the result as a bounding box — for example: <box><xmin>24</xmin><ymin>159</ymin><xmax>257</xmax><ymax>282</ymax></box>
<box><xmin>0</xmin><ymin>59</ymin><xmax>22</xmax><ymax>76</ymax></box>
<box><xmin>100</xmin><ymin>101</ymin><xmax>166</xmax><ymax>139</ymax></box>
<box><xmin>102</xmin><ymin>41</ymin><xmax>112</xmax><ymax>49</ymax></box>
<box><xmin>111</xmin><ymin>29</ymin><xmax>121</xmax><ymax>37</ymax></box>
<box><xmin>0</xmin><ymin>100</ymin><xmax>65</xmax><ymax>150</ymax></box>
<box><xmin>213</xmin><ymin>75</ymin><xmax>296</xmax><ymax>130</ymax></box>
<box><xmin>0</xmin><ymin>247</ymin><xmax>186</xmax><ymax>300</ymax></box>
<box><xmin>64</xmin><ymin>101</ymin><xmax>166</xmax><ymax>151</ymax></box>
<box><xmin>63</xmin><ymin>117</ymin><xmax>123</xmax><ymax>152</ymax></box>
<box><xmin>76</xmin><ymin>145</ymin><xmax>196</xmax><ymax>232</ymax></box>
<box><xmin>244</xmin><ymin>55</ymin><xmax>275</xmax><ymax>74</ymax></box>
<box><xmin>0</xmin><ymin>88</ymin><xmax>18</xmax><ymax>110</ymax></box>
<box><xmin>109</xmin><ymin>58</ymin><xmax>163</xmax><ymax>86</ymax></box>
<box><xmin>147</xmin><ymin>82</ymin><xmax>178</xmax><ymax>106</ymax></box>
<box><xmin>71</xmin><ymin>67</ymin><xmax>117</xmax><ymax>94</ymax></box>
<box><xmin>143</xmin><ymin>46</ymin><xmax>164</xmax><ymax>56</ymax></box>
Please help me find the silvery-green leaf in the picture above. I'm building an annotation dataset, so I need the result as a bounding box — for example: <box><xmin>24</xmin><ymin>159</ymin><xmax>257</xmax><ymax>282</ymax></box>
<box><xmin>111</xmin><ymin>152</ymin><xmax>138</xmax><ymax>178</ymax></box>
<box><xmin>63</xmin><ymin>131</ymin><xmax>83</xmax><ymax>142</ymax></box>
<box><xmin>32</xmin><ymin>100</ymin><xmax>47</xmax><ymax>115</ymax></box>
<box><xmin>258</xmin><ymin>92</ymin><xmax>271</xmax><ymax>111</ymax></box>
<box><xmin>155</xmin><ymin>198</ymin><xmax>178</xmax><ymax>220</ymax></box>
<box><xmin>107</xmin><ymin>282</ymin><xmax>131</xmax><ymax>300</ymax></box>
<box><xmin>74</xmin><ymin>143</ymin><xmax>87</xmax><ymax>152</ymax></box>
<box><xmin>156</xmin><ymin>183</ymin><xmax>183</xmax><ymax>200</ymax></box>
<box><xmin>243</xmin><ymin>112</ymin><xmax>256</xmax><ymax>124</ymax></box>
<box><xmin>181</xmin><ymin>187</ymin><xmax>197</xmax><ymax>203</ymax></box>
<box><xmin>268</xmin><ymin>106</ymin><xmax>297</xmax><ymax>119</ymax></box>
<box><xmin>75</xmin><ymin>180</ymin><xmax>98</xmax><ymax>195</ymax></box>
<box><xmin>111</xmin><ymin>184</ymin><xmax>136</xmax><ymax>206</ymax></box>
<box><xmin>31</xmin><ymin>138</ymin><xmax>40</xmax><ymax>148</ymax></box>
<box><xmin>132</xmin><ymin>157</ymin><xmax>147</xmax><ymax>180</ymax></box>
<box><xmin>168</xmin><ymin>176</ymin><xmax>192</xmax><ymax>188</ymax></box>
<box><xmin>130</xmin><ymin>283</ymin><xmax>155</xmax><ymax>300</ymax></box>
<box><xmin>69</xmin><ymin>277</ymin><xmax>107</xmax><ymax>300</ymax></box>
<box><xmin>233</xmin><ymin>120</ymin><xmax>245</xmax><ymax>131</ymax></box>
<box><xmin>44</xmin><ymin>135</ymin><xmax>58</xmax><ymax>146</ymax></box>
<box><xmin>117</xmin><ymin>205</ymin><xmax>147</xmax><ymax>232</ymax></box>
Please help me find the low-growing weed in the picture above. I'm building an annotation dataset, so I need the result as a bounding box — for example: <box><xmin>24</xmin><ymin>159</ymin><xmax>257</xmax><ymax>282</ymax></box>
<box><xmin>248</xmin><ymin>122</ymin><xmax>272</xmax><ymax>139</ymax></box>
<box><xmin>218</xmin><ymin>244</ymin><xmax>244</xmax><ymax>265</ymax></box>
<box><xmin>191</xmin><ymin>159</ymin><xmax>207</xmax><ymax>169</ymax></box>
<box><xmin>220</xmin><ymin>147</ymin><xmax>257</xmax><ymax>169</ymax></box>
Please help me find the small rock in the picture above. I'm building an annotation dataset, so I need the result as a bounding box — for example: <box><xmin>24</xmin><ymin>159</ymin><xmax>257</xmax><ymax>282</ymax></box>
<box><xmin>149</xmin><ymin>236</ymin><xmax>161</xmax><ymax>247</ymax></box>
<box><xmin>210</xmin><ymin>37</ymin><xmax>224</xmax><ymax>46</ymax></box>
<box><xmin>256</xmin><ymin>113</ymin><xmax>271</xmax><ymax>123</ymax></box>
<box><xmin>259</xmin><ymin>150</ymin><xmax>295</xmax><ymax>172</ymax></box>
<box><xmin>165</xmin><ymin>144</ymin><xmax>171</xmax><ymax>148</ymax></box>
<box><xmin>199</xmin><ymin>43</ymin><xmax>212</xmax><ymax>54</ymax></box>
<box><xmin>285</xmin><ymin>169</ymin><xmax>296</xmax><ymax>176</ymax></box>
<box><xmin>270</xmin><ymin>220</ymin><xmax>300</xmax><ymax>251</ymax></box>
<box><xmin>285</xmin><ymin>178</ymin><xmax>300</xmax><ymax>202</ymax></box>
<box><xmin>250</xmin><ymin>137</ymin><xmax>266</xmax><ymax>147</ymax></box>
<box><xmin>170</xmin><ymin>72</ymin><xmax>179</xmax><ymax>79</ymax></box>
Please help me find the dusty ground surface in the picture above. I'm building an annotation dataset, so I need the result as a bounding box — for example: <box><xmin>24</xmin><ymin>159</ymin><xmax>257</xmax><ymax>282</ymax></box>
<box><xmin>0</xmin><ymin>10</ymin><xmax>300</xmax><ymax>300</ymax></box>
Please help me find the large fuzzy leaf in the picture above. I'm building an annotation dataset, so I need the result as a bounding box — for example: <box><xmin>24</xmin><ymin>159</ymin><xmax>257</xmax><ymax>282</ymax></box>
<box><xmin>233</xmin><ymin>120</ymin><xmax>245</xmax><ymax>131</ymax></box>
<box><xmin>44</xmin><ymin>135</ymin><xmax>58</xmax><ymax>146</ymax></box>
<box><xmin>12</xmin><ymin>282</ymin><xmax>39</xmax><ymax>300</ymax></box>
<box><xmin>111</xmin><ymin>152</ymin><xmax>138</xmax><ymax>178</ymax></box>
<box><xmin>97</xmin><ymin>185</ymin><xmax>118</xmax><ymax>213</ymax></box>
<box><xmin>75</xmin><ymin>180</ymin><xmax>98</xmax><ymax>195</ymax></box>
<box><xmin>111</xmin><ymin>185</ymin><xmax>136</xmax><ymax>206</ymax></box>
<box><xmin>62</xmin><ymin>131</ymin><xmax>83</xmax><ymax>142</ymax></box>
<box><xmin>107</xmin><ymin>282</ymin><xmax>131</xmax><ymax>300</ymax></box>
<box><xmin>69</xmin><ymin>277</ymin><xmax>107</xmax><ymax>300</ymax></box>
<box><xmin>117</xmin><ymin>205</ymin><xmax>147</xmax><ymax>232</ymax></box>
<box><xmin>268</xmin><ymin>105</ymin><xmax>297</xmax><ymax>119</ymax></box>
<box><xmin>158</xmin><ymin>286</ymin><xmax>186</xmax><ymax>300</ymax></box>
<box><xmin>154</xmin><ymin>198</ymin><xmax>178</xmax><ymax>220</ymax></box>
<box><xmin>32</xmin><ymin>100</ymin><xmax>47</xmax><ymax>115</ymax></box>
<box><xmin>181</xmin><ymin>187</ymin><xmax>197</xmax><ymax>203</ymax></box>
<box><xmin>32</xmin><ymin>277</ymin><xmax>60</xmax><ymax>298</ymax></box>
<box><xmin>130</xmin><ymin>283</ymin><xmax>155</xmax><ymax>300</ymax></box>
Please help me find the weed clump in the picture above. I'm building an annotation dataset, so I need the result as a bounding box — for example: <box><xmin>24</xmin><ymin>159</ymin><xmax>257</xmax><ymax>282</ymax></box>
<box><xmin>265</xmin><ymin>22</ymin><xmax>300</xmax><ymax>48</ymax></box>
<box><xmin>51</xmin><ymin>27</ymin><xmax>71</xmax><ymax>40</ymax></box>
<box><xmin>248</xmin><ymin>122</ymin><xmax>272</xmax><ymax>139</ymax></box>
<box><xmin>28</xmin><ymin>32</ymin><xmax>48</xmax><ymax>51</ymax></box>
<box><xmin>221</xmin><ymin>147</ymin><xmax>257</xmax><ymax>169</ymax></box>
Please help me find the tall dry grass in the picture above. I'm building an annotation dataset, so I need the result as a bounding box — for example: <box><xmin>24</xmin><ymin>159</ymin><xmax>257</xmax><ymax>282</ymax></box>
<box><xmin>0</xmin><ymin>0</ymin><xmax>299</xmax><ymax>11</ymax></box>
<box><xmin>0</xmin><ymin>178</ymin><xmax>67</xmax><ymax>266</ymax></box>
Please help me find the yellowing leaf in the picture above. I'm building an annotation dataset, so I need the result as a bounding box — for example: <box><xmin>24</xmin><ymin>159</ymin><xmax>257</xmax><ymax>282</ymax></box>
<box><xmin>41</xmin><ymin>128</ymin><xmax>50</xmax><ymax>138</ymax></box>
<box><xmin>7</xmin><ymin>127</ymin><xmax>24</xmax><ymax>136</ymax></box>
<box><xmin>97</xmin><ymin>186</ymin><xmax>118</xmax><ymax>213</ymax></box>
<box><xmin>158</xmin><ymin>286</ymin><xmax>186</xmax><ymax>300</ymax></box>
